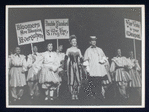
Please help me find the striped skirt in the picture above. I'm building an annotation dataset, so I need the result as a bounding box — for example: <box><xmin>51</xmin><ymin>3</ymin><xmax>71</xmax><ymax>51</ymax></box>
<box><xmin>129</xmin><ymin>69</ymin><xmax>141</xmax><ymax>87</ymax></box>
<box><xmin>67</xmin><ymin>62</ymin><xmax>82</xmax><ymax>86</ymax></box>
<box><xmin>9</xmin><ymin>67</ymin><xmax>26</xmax><ymax>87</ymax></box>
<box><xmin>115</xmin><ymin>68</ymin><xmax>131</xmax><ymax>82</ymax></box>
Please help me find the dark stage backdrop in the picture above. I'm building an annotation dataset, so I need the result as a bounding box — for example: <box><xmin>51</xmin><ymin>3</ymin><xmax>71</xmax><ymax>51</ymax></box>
<box><xmin>8</xmin><ymin>8</ymin><xmax>142</xmax><ymax>64</ymax></box>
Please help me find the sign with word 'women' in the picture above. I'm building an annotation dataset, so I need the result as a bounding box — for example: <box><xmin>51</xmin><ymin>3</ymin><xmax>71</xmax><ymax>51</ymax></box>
<box><xmin>15</xmin><ymin>20</ymin><xmax>44</xmax><ymax>45</ymax></box>
<box><xmin>124</xmin><ymin>18</ymin><xmax>141</xmax><ymax>40</ymax></box>
<box><xmin>45</xmin><ymin>19</ymin><xmax>69</xmax><ymax>40</ymax></box>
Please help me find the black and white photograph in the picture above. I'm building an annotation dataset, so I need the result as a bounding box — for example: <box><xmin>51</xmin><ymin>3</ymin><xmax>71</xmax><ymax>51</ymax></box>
<box><xmin>6</xmin><ymin>5</ymin><xmax>145</xmax><ymax>108</ymax></box>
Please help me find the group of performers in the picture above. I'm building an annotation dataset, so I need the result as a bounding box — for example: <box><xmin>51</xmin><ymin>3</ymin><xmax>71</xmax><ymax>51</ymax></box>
<box><xmin>8</xmin><ymin>35</ymin><xmax>142</xmax><ymax>102</ymax></box>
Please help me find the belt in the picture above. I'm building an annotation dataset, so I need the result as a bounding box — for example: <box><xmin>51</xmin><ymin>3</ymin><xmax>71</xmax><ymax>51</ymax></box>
<box><xmin>115</xmin><ymin>66</ymin><xmax>124</xmax><ymax>70</ymax></box>
<box><xmin>11</xmin><ymin>65</ymin><xmax>22</xmax><ymax>67</ymax></box>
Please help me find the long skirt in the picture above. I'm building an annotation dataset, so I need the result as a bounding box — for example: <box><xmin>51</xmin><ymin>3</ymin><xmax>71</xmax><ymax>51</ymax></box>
<box><xmin>9</xmin><ymin>67</ymin><xmax>26</xmax><ymax>87</ymax></box>
<box><xmin>39</xmin><ymin>66</ymin><xmax>62</xmax><ymax>85</ymax></box>
<box><xmin>115</xmin><ymin>68</ymin><xmax>131</xmax><ymax>82</ymax></box>
<box><xmin>67</xmin><ymin>62</ymin><xmax>82</xmax><ymax>86</ymax></box>
<box><xmin>114</xmin><ymin>68</ymin><xmax>131</xmax><ymax>98</ymax></box>
<box><xmin>27</xmin><ymin>67</ymin><xmax>40</xmax><ymax>81</ymax></box>
<box><xmin>129</xmin><ymin>69</ymin><xmax>141</xmax><ymax>87</ymax></box>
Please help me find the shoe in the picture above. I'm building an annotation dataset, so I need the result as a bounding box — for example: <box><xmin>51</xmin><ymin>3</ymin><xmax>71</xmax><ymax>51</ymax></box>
<box><xmin>72</xmin><ymin>95</ymin><xmax>75</xmax><ymax>100</ymax></box>
<box><xmin>45</xmin><ymin>97</ymin><xmax>48</xmax><ymax>100</ymax></box>
<box><xmin>75</xmin><ymin>95</ymin><xmax>79</xmax><ymax>100</ymax></box>
<box><xmin>18</xmin><ymin>97</ymin><xmax>21</xmax><ymax>100</ymax></box>
<box><xmin>50</xmin><ymin>97</ymin><xmax>54</xmax><ymax>100</ymax></box>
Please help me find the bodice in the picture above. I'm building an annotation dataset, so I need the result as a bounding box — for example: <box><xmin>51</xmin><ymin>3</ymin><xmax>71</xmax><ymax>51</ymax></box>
<box><xmin>68</xmin><ymin>51</ymin><xmax>80</xmax><ymax>63</ymax></box>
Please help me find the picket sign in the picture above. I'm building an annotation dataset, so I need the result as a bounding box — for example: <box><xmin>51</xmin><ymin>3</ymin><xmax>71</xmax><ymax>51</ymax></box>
<box><xmin>124</xmin><ymin>18</ymin><xmax>141</xmax><ymax>60</ymax></box>
<box><xmin>15</xmin><ymin>20</ymin><xmax>45</xmax><ymax>54</ymax></box>
<box><xmin>44</xmin><ymin>19</ymin><xmax>69</xmax><ymax>50</ymax></box>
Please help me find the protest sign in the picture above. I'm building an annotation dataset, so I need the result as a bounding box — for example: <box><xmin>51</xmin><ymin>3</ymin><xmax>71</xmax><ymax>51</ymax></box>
<box><xmin>15</xmin><ymin>20</ymin><xmax>44</xmax><ymax>45</ymax></box>
<box><xmin>45</xmin><ymin>19</ymin><xmax>69</xmax><ymax>39</ymax></box>
<box><xmin>124</xmin><ymin>18</ymin><xmax>141</xmax><ymax>40</ymax></box>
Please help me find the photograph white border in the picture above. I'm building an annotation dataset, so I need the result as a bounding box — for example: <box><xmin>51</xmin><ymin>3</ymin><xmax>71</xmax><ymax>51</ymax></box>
<box><xmin>6</xmin><ymin>5</ymin><xmax>145</xmax><ymax>108</ymax></box>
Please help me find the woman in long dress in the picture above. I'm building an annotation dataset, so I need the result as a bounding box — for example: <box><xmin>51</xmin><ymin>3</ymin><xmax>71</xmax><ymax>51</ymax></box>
<box><xmin>110</xmin><ymin>49</ymin><xmax>131</xmax><ymax>99</ymax></box>
<box><xmin>64</xmin><ymin>35</ymin><xmax>83</xmax><ymax>100</ymax></box>
<box><xmin>9</xmin><ymin>47</ymin><xmax>27</xmax><ymax>101</ymax></box>
<box><xmin>39</xmin><ymin>43</ymin><xmax>61</xmax><ymax>101</ymax></box>
<box><xmin>127</xmin><ymin>51</ymin><xmax>141</xmax><ymax>96</ymax></box>
<box><xmin>26</xmin><ymin>46</ymin><xmax>42</xmax><ymax>99</ymax></box>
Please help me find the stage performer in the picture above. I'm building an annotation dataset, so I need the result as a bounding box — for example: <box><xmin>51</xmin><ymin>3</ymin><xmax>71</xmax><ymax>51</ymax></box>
<box><xmin>26</xmin><ymin>46</ymin><xmax>42</xmax><ymax>99</ymax></box>
<box><xmin>39</xmin><ymin>43</ymin><xmax>61</xmax><ymax>101</ymax></box>
<box><xmin>127</xmin><ymin>51</ymin><xmax>141</xmax><ymax>96</ymax></box>
<box><xmin>64</xmin><ymin>35</ymin><xmax>84</xmax><ymax>100</ymax></box>
<box><xmin>110</xmin><ymin>49</ymin><xmax>131</xmax><ymax>99</ymax></box>
<box><xmin>84</xmin><ymin>36</ymin><xmax>109</xmax><ymax>100</ymax></box>
<box><xmin>8</xmin><ymin>47</ymin><xmax>27</xmax><ymax>101</ymax></box>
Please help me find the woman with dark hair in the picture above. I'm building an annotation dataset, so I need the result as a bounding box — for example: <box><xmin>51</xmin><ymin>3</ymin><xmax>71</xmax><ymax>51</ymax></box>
<box><xmin>64</xmin><ymin>35</ymin><xmax>84</xmax><ymax>100</ymax></box>
<box><xmin>8</xmin><ymin>47</ymin><xmax>27</xmax><ymax>101</ymax></box>
<box><xmin>39</xmin><ymin>43</ymin><xmax>61</xmax><ymax>101</ymax></box>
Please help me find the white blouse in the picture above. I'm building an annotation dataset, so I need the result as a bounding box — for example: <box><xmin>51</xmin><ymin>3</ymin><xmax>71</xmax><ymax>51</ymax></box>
<box><xmin>8</xmin><ymin>53</ymin><xmax>27</xmax><ymax>71</ymax></box>
<box><xmin>40</xmin><ymin>51</ymin><xmax>60</xmax><ymax>72</ymax></box>
<box><xmin>27</xmin><ymin>52</ymin><xmax>43</xmax><ymax>74</ymax></box>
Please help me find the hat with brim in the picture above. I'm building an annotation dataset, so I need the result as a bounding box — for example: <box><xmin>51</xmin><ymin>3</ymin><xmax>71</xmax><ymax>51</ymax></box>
<box><xmin>90</xmin><ymin>36</ymin><xmax>97</xmax><ymax>41</ymax></box>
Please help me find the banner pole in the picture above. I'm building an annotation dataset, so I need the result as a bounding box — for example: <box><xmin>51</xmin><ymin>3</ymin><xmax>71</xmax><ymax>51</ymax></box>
<box><xmin>31</xmin><ymin>43</ymin><xmax>33</xmax><ymax>54</ymax></box>
<box><xmin>133</xmin><ymin>38</ymin><xmax>137</xmax><ymax>60</ymax></box>
<box><xmin>57</xmin><ymin>39</ymin><xmax>59</xmax><ymax>51</ymax></box>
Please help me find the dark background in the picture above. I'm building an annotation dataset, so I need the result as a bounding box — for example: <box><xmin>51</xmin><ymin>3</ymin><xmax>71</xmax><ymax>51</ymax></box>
<box><xmin>0</xmin><ymin>2</ymin><xmax>147</xmax><ymax>111</ymax></box>
<box><xmin>8</xmin><ymin>7</ymin><xmax>142</xmax><ymax>64</ymax></box>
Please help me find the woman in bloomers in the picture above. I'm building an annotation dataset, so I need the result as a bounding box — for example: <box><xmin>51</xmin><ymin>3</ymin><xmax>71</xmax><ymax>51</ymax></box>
<box><xmin>110</xmin><ymin>49</ymin><xmax>131</xmax><ymax>99</ymax></box>
<box><xmin>56</xmin><ymin>45</ymin><xmax>65</xmax><ymax>78</ymax></box>
<box><xmin>64</xmin><ymin>35</ymin><xmax>84</xmax><ymax>100</ymax></box>
<box><xmin>39</xmin><ymin>43</ymin><xmax>61</xmax><ymax>101</ymax></box>
<box><xmin>56</xmin><ymin>45</ymin><xmax>66</xmax><ymax>97</ymax></box>
<box><xmin>127</xmin><ymin>51</ymin><xmax>141</xmax><ymax>96</ymax></box>
<box><xmin>8</xmin><ymin>47</ymin><xmax>27</xmax><ymax>101</ymax></box>
<box><xmin>26</xmin><ymin>46</ymin><xmax>42</xmax><ymax>99</ymax></box>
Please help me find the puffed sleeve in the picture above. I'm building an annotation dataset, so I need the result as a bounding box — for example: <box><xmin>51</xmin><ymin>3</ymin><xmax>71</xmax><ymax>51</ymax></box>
<box><xmin>84</xmin><ymin>48</ymin><xmax>89</xmax><ymax>62</ymax></box>
<box><xmin>8</xmin><ymin>55</ymin><xmax>12</xmax><ymax>69</ymax></box>
<box><xmin>122</xmin><ymin>57</ymin><xmax>129</xmax><ymax>66</ymax></box>
<box><xmin>110</xmin><ymin>61</ymin><xmax>116</xmax><ymax>73</ymax></box>
<box><xmin>22</xmin><ymin>55</ymin><xmax>27</xmax><ymax>72</ymax></box>
<box><xmin>32</xmin><ymin>54</ymin><xmax>43</xmax><ymax>74</ymax></box>
<box><xmin>135</xmin><ymin>60</ymin><xmax>141</xmax><ymax>71</ymax></box>
<box><xmin>26</xmin><ymin>54</ymin><xmax>32</xmax><ymax>68</ymax></box>
<box><xmin>51</xmin><ymin>53</ymin><xmax>60</xmax><ymax>72</ymax></box>
<box><xmin>100</xmin><ymin>49</ymin><xmax>109</xmax><ymax>63</ymax></box>
<box><xmin>100</xmin><ymin>49</ymin><xmax>106</xmax><ymax>57</ymax></box>
<box><xmin>105</xmin><ymin>59</ymin><xmax>110</xmax><ymax>72</ymax></box>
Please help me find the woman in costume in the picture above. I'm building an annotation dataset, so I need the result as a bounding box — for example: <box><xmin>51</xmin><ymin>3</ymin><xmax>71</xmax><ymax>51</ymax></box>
<box><xmin>8</xmin><ymin>47</ymin><xmax>27</xmax><ymax>101</ymax></box>
<box><xmin>127</xmin><ymin>51</ymin><xmax>141</xmax><ymax>96</ymax></box>
<box><xmin>110</xmin><ymin>49</ymin><xmax>131</xmax><ymax>99</ymax></box>
<box><xmin>64</xmin><ymin>35</ymin><xmax>83</xmax><ymax>100</ymax></box>
<box><xmin>26</xmin><ymin>46</ymin><xmax>42</xmax><ymax>99</ymax></box>
<box><xmin>39</xmin><ymin>43</ymin><xmax>61</xmax><ymax>101</ymax></box>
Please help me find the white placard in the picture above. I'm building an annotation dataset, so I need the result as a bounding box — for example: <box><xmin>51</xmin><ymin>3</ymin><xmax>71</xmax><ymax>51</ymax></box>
<box><xmin>124</xmin><ymin>18</ymin><xmax>141</xmax><ymax>40</ymax></box>
<box><xmin>15</xmin><ymin>20</ymin><xmax>44</xmax><ymax>45</ymax></box>
<box><xmin>45</xmin><ymin>19</ymin><xmax>69</xmax><ymax>39</ymax></box>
